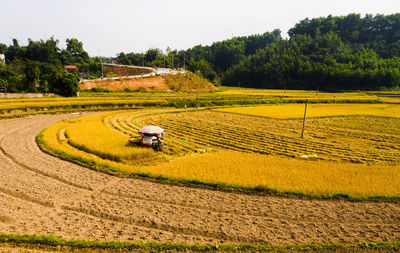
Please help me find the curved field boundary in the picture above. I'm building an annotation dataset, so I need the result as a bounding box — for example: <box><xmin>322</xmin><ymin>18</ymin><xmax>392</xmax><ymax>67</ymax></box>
<box><xmin>38</xmin><ymin>109</ymin><xmax>400</xmax><ymax>202</ymax></box>
<box><xmin>0</xmin><ymin>114</ymin><xmax>399</xmax><ymax>246</ymax></box>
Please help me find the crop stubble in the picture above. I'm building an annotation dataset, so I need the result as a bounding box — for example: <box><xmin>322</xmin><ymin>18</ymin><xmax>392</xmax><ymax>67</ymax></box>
<box><xmin>0</xmin><ymin>114</ymin><xmax>398</xmax><ymax>245</ymax></box>
<box><xmin>138</xmin><ymin>111</ymin><xmax>400</xmax><ymax>164</ymax></box>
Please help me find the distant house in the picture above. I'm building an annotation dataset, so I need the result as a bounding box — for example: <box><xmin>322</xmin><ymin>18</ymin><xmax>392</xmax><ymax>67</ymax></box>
<box><xmin>0</xmin><ymin>54</ymin><xmax>5</xmax><ymax>64</ymax></box>
<box><xmin>64</xmin><ymin>65</ymin><xmax>78</xmax><ymax>70</ymax></box>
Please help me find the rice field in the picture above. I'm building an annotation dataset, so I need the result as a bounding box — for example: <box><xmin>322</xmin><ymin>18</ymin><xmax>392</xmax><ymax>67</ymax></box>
<box><xmin>2</xmin><ymin>87</ymin><xmax>398</xmax><ymax>118</ymax></box>
<box><xmin>143</xmin><ymin>151</ymin><xmax>400</xmax><ymax>197</ymax></box>
<box><xmin>215</xmin><ymin>103</ymin><xmax>400</xmax><ymax>119</ymax></box>
<box><xmin>219</xmin><ymin>87</ymin><xmax>400</xmax><ymax>97</ymax></box>
<box><xmin>39</xmin><ymin>105</ymin><xmax>400</xmax><ymax>199</ymax></box>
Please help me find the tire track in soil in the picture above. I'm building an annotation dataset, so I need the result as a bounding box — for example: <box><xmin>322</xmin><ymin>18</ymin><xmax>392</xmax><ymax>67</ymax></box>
<box><xmin>0</xmin><ymin>117</ymin><xmax>226</xmax><ymax>242</ymax></box>
<box><xmin>0</xmin><ymin>115</ymin><xmax>239</xmax><ymax>243</ymax></box>
<box><xmin>0</xmin><ymin>135</ymin><xmax>92</xmax><ymax>191</ymax></box>
<box><xmin>0</xmin><ymin>192</ymin><xmax>211</xmax><ymax>244</ymax></box>
<box><xmin>0</xmin><ymin>114</ymin><xmax>399</xmax><ymax>245</ymax></box>
<box><xmin>0</xmin><ymin>170</ymin><xmax>239</xmax><ymax>242</ymax></box>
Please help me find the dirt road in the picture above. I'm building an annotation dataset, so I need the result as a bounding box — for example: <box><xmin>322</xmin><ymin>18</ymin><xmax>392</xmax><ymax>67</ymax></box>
<box><xmin>0</xmin><ymin>114</ymin><xmax>398</xmax><ymax>245</ymax></box>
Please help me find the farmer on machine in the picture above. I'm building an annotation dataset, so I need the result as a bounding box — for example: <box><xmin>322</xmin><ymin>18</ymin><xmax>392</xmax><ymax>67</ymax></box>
<box><xmin>131</xmin><ymin>125</ymin><xmax>165</xmax><ymax>151</ymax></box>
<box><xmin>156</xmin><ymin>133</ymin><xmax>164</xmax><ymax>150</ymax></box>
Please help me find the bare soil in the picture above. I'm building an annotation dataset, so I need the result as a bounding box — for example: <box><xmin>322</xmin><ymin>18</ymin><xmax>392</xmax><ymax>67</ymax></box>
<box><xmin>0</xmin><ymin>114</ymin><xmax>398</xmax><ymax>245</ymax></box>
<box><xmin>80</xmin><ymin>73</ymin><xmax>215</xmax><ymax>92</ymax></box>
<box><xmin>80</xmin><ymin>76</ymin><xmax>171</xmax><ymax>91</ymax></box>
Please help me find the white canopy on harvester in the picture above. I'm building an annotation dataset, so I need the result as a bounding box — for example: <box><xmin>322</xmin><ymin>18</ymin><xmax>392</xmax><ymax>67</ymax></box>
<box><xmin>138</xmin><ymin>126</ymin><xmax>165</xmax><ymax>150</ymax></box>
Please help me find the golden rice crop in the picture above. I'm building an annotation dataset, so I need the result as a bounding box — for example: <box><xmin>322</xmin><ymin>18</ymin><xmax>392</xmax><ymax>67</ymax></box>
<box><xmin>40</xmin><ymin>107</ymin><xmax>400</xmax><ymax>199</ymax></box>
<box><xmin>141</xmin><ymin>110</ymin><xmax>400</xmax><ymax>164</ymax></box>
<box><xmin>64</xmin><ymin>113</ymin><xmax>162</xmax><ymax>165</ymax></box>
<box><xmin>381</xmin><ymin>97</ymin><xmax>400</xmax><ymax>103</ymax></box>
<box><xmin>215</xmin><ymin>103</ymin><xmax>400</xmax><ymax>119</ymax></box>
<box><xmin>140</xmin><ymin>151</ymin><xmax>400</xmax><ymax>197</ymax></box>
<box><xmin>2</xmin><ymin>87</ymin><xmax>397</xmax><ymax>119</ymax></box>
<box><xmin>219</xmin><ymin>88</ymin><xmax>376</xmax><ymax>98</ymax></box>
<box><xmin>40</xmin><ymin>118</ymin><xmax>140</xmax><ymax>174</ymax></box>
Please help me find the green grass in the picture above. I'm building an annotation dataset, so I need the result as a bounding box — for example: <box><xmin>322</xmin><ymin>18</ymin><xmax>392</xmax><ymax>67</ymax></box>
<box><xmin>0</xmin><ymin>233</ymin><xmax>399</xmax><ymax>252</ymax></box>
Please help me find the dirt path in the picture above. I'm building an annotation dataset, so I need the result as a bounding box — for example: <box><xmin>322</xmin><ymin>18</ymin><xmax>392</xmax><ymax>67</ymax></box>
<box><xmin>0</xmin><ymin>114</ymin><xmax>398</xmax><ymax>245</ymax></box>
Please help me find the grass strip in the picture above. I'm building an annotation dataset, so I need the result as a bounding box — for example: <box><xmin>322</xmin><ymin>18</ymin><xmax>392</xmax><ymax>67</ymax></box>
<box><xmin>0</xmin><ymin>233</ymin><xmax>399</xmax><ymax>252</ymax></box>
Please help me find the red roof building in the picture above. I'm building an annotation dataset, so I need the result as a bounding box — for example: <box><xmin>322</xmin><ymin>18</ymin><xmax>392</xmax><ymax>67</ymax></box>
<box><xmin>64</xmin><ymin>65</ymin><xmax>78</xmax><ymax>69</ymax></box>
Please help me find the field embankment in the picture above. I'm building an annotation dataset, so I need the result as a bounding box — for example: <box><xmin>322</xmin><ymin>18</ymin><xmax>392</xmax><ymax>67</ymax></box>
<box><xmin>80</xmin><ymin>72</ymin><xmax>216</xmax><ymax>92</ymax></box>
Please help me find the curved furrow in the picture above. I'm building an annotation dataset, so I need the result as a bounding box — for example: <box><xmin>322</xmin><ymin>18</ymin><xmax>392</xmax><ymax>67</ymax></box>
<box><xmin>0</xmin><ymin>144</ymin><xmax>93</xmax><ymax>191</ymax></box>
<box><xmin>100</xmin><ymin>189</ymin><xmax>400</xmax><ymax>226</ymax></box>
<box><xmin>0</xmin><ymin>113</ymin><xmax>398</xmax><ymax>245</ymax></box>
<box><xmin>0</xmin><ymin>186</ymin><xmax>54</xmax><ymax>207</ymax></box>
<box><xmin>1</xmin><ymin>115</ymin><xmax>113</xmax><ymax>190</ymax></box>
<box><xmin>0</xmin><ymin>192</ymin><xmax>214</xmax><ymax>244</ymax></box>
<box><xmin>0</xmin><ymin>176</ymin><xmax>227</xmax><ymax>243</ymax></box>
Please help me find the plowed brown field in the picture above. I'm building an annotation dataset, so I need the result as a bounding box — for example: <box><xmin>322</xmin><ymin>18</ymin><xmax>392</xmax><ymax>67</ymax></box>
<box><xmin>0</xmin><ymin>114</ymin><xmax>399</xmax><ymax>245</ymax></box>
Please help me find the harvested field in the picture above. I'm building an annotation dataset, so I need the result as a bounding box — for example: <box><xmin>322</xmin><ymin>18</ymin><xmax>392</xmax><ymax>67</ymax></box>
<box><xmin>40</xmin><ymin>109</ymin><xmax>400</xmax><ymax>198</ymax></box>
<box><xmin>0</xmin><ymin>114</ymin><xmax>399</xmax><ymax>247</ymax></box>
<box><xmin>141</xmin><ymin>110</ymin><xmax>400</xmax><ymax>164</ymax></box>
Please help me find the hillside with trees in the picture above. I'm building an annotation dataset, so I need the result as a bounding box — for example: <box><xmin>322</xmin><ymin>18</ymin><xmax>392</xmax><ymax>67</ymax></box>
<box><xmin>0</xmin><ymin>38</ymin><xmax>101</xmax><ymax>96</ymax></box>
<box><xmin>1</xmin><ymin>13</ymin><xmax>399</xmax><ymax>95</ymax></box>
<box><xmin>223</xmin><ymin>13</ymin><xmax>400</xmax><ymax>90</ymax></box>
<box><xmin>117</xmin><ymin>13</ymin><xmax>400</xmax><ymax>91</ymax></box>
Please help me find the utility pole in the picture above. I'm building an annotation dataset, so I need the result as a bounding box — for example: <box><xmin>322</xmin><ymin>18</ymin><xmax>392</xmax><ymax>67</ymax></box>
<box><xmin>183</xmin><ymin>54</ymin><xmax>185</xmax><ymax>69</ymax></box>
<box><xmin>100</xmin><ymin>56</ymin><xmax>104</xmax><ymax>79</ymax></box>
<box><xmin>301</xmin><ymin>99</ymin><xmax>308</xmax><ymax>138</ymax></box>
<box><xmin>163</xmin><ymin>56</ymin><xmax>165</xmax><ymax>68</ymax></box>
<box><xmin>98</xmin><ymin>50</ymin><xmax>104</xmax><ymax>79</ymax></box>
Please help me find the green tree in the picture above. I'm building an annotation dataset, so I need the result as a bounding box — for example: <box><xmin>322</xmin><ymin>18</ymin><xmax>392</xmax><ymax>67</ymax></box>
<box><xmin>0</xmin><ymin>43</ymin><xmax>7</xmax><ymax>54</ymax></box>
<box><xmin>24</xmin><ymin>60</ymin><xmax>40</xmax><ymax>92</ymax></box>
<box><xmin>145</xmin><ymin>48</ymin><xmax>162</xmax><ymax>66</ymax></box>
<box><xmin>66</xmin><ymin>38</ymin><xmax>89</xmax><ymax>62</ymax></box>
<box><xmin>54</xmin><ymin>72</ymin><xmax>79</xmax><ymax>97</ymax></box>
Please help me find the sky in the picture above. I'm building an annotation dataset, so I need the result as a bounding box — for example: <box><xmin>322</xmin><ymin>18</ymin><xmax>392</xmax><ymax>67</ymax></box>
<box><xmin>1</xmin><ymin>0</ymin><xmax>399</xmax><ymax>57</ymax></box>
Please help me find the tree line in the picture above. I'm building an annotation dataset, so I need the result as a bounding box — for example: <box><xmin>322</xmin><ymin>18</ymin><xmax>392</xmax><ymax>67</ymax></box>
<box><xmin>0</xmin><ymin>38</ymin><xmax>102</xmax><ymax>96</ymax></box>
<box><xmin>117</xmin><ymin>13</ymin><xmax>400</xmax><ymax>90</ymax></box>
<box><xmin>115</xmin><ymin>29</ymin><xmax>282</xmax><ymax>86</ymax></box>
<box><xmin>224</xmin><ymin>13</ymin><xmax>400</xmax><ymax>90</ymax></box>
<box><xmin>1</xmin><ymin>13</ymin><xmax>399</xmax><ymax>95</ymax></box>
